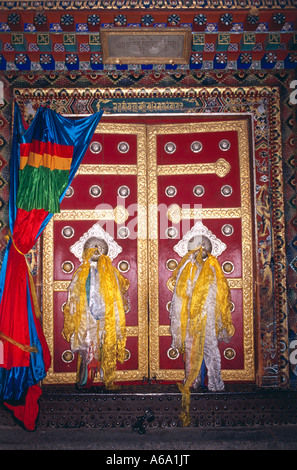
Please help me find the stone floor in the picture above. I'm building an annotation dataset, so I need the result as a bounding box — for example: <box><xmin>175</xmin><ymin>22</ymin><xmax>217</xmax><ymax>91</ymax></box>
<box><xmin>0</xmin><ymin>423</ymin><xmax>297</xmax><ymax>450</ymax></box>
<box><xmin>1</xmin><ymin>384</ymin><xmax>297</xmax><ymax>451</ymax></box>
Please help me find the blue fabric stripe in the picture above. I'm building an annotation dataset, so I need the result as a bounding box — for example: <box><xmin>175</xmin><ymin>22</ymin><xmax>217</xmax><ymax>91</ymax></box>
<box><xmin>0</xmin><ymin>366</ymin><xmax>33</xmax><ymax>401</ymax></box>
<box><xmin>36</xmin><ymin>107</ymin><xmax>103</xmax><ymax>238</ymax></box>
<box><xmin>0</xmin><ymin>104</ymin><xmax>103</xmax><ymax>400</ymax></box>
<box><xmin>10</xmin><ymin>103</ymin><xmax>25</xmax><ymax>232</ymax></box>
<box><xmin>201</xmin><ymin>358</ymin><xmax>206</xmax><ymax>388</ymax></box>
<box><xmin>0</xmin><ymin>104</ymin><xmax>25</xmax><ymax>303</ymax></box>
<box><xmin>0</xmin><ymin>105</ymin><xmax>103</xmax><ymax>300</ymax></box>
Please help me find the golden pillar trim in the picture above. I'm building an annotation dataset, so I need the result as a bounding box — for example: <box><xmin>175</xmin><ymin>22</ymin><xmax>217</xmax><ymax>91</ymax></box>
<box><xmin>167</xmin><ymin>204</ymin><xmax>241</xmax><ymax>224</ymax></box>
<box><xmin>77</xmin><ymin>164</ymin><xmax>138</xmax><ymax>175</ymax></box>
<box><xmin>228</xmin><ymin>278</ymin><xmax>243</xmax><ymax>289</ymax></box>
<box><xmin>166</xmin><ymin>276</ymin><xmax>243</xmax><ymax>293</ymax></box>
<box><xmin>158</xmin><ymin>158</ymin><xmax>231</xmax><ymax>178</ymax></box>
<box><xmin>54</xmin><ymin>280</ymin><xmax>70</xmax><ymax>291</ymax></box>
<box><xmin>54</xmin><ymin>206</ymin><xmax>129</xmax><ymax>224</ymax></box>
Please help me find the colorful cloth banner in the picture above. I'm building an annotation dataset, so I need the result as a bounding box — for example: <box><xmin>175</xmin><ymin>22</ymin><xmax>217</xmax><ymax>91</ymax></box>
<box><xmin>0</xmin><ymin>103</ymin><xmax>103</xmax><ymax>430</ymax></box>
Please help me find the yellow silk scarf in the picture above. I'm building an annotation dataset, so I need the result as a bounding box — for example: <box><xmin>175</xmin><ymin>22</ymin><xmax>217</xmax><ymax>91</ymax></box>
<box><xmin>171</xmin><ymin>247</ymin><xmax>234</xmax><ymax>426</ymax></box>
<box><xmin>62</xmin><ymin>248</ymin><xmax>129</xmax><ymax>389</ymax></box>
<box><xmin>97</xmin><ymin>253</ymin><xmax>128</xmax><ymax>388</ymax></box>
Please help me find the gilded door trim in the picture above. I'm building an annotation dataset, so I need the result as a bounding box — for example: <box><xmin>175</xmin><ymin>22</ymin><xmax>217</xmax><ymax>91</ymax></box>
<box><xmin>42</xmin><ymin>123</ymin><xmax>148</xmax><ymax>384</ymax></box>
<box><xmin>14</xmin><ymin>86</ymin><xmax>289</xmax><ymax>385</ymax></box>
<box><xmin>147</xmin><ymin>119</ymin><xmax>255</xmax><ymax>382</ymax></box>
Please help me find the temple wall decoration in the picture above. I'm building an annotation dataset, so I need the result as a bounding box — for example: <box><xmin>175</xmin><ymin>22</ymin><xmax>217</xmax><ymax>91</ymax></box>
<box><xmin>0</xmin><ymin>1</ymin><xmax>296</xmax><ymax>393</ymax></box>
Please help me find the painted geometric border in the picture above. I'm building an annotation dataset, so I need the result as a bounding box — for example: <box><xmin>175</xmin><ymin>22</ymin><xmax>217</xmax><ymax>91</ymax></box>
<box><xmin>0</xmin><ymin>0</ymin><xmax>297</xmax><ymax>9</ymax></box>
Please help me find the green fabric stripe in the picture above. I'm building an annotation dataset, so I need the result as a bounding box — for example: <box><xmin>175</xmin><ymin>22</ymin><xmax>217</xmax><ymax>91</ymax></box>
<box><xmin>16</xmin><ymin>165</ymin><xmax>69</xmax><ymax>214</ymax></box>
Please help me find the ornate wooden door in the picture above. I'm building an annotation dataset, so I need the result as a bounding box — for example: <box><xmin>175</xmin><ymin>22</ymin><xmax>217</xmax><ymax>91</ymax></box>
<box><xmin>147</xmin><ymin>119</ymin><xmax>255</xmax><ymax>383</ymax></box>
<box><xmin>42</xmin><ymin>117</ymin><xmax>255</xmax><ymax>385</ymax></box>
<box><xmin>42</xmin><ymin>123</ymin><xmax>149</xmax><ymax>384</ymax></box>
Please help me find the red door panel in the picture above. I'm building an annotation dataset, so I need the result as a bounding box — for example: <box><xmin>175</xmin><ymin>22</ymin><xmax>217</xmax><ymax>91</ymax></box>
<box><xmin>42</xmin><ymin>123</ymin><xmax>148</xmax><ymax>385</ymax></box>
<box><xmin>148</xmin><ymin>119</ymin><xmax>254</xmax><ymax>383</ymax></box>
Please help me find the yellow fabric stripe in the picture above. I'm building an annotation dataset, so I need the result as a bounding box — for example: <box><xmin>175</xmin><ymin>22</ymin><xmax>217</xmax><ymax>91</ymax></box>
<box><xmin>20</xmin><ymin>152</ymin><xmax>72</xmax><ymax>171</ymax></box>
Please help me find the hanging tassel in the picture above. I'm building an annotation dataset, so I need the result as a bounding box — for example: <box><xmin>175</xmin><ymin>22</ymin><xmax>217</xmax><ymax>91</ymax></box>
<box><xmin>178</xmin><ymin>383</ymin><xmax>192</xmax><ymax>427</ymax></box>
<box><xmin>6</xmin><ymin>229</ymin><xmax>42</xmax><ymax>320</ymax></box>
<box><xmin>0</xmin><ymin>331</ymin><xmax>38</xmax><ymax>354</ymax></box>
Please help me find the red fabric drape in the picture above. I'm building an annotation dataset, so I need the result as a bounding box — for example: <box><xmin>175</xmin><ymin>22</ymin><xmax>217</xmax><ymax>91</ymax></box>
<box><xmin>5</xmin><ymin>385</ymin><xmax>42</xmax><ymax>431</ymax></box>
<box><xmin>1</xmin><ymin>208</ymin><xmax>51</xmax><ymax>430</ymax></box>
<box><xmin>0</xmin><ymin>209</ymin><xmax>49</xmax><ymax>368</ymax></box>
<box><xmin>0</xmin><ymin>105</ymin><xmax>103</xmax><ymax>431</ymax></box>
